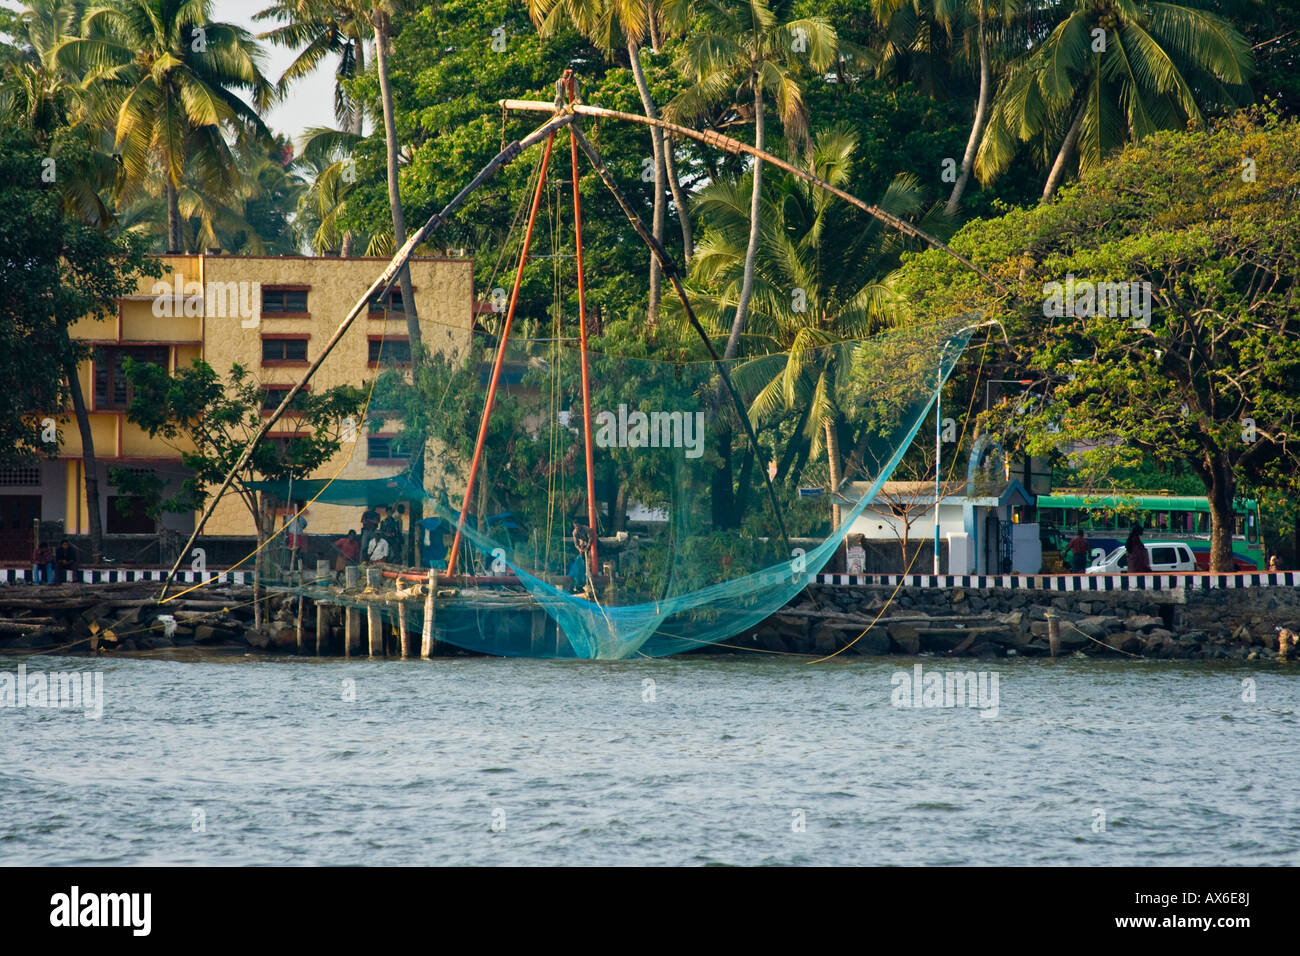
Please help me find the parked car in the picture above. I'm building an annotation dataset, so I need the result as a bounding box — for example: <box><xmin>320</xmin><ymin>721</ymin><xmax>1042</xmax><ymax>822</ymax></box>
<box><xmin>1086</xmin><ymin>541</ymin><xmax>1197</xmax><ymax>573</ymax></box>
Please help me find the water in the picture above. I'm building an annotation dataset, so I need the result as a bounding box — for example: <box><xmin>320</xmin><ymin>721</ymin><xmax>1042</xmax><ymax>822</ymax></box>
<box><xmin>1</xmin><ymin>652</ymin><xmax>1296</xmax><ymax>865</ymax></box>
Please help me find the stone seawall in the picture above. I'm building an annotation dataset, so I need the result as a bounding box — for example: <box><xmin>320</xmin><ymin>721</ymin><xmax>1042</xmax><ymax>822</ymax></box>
<box><xmin>750</xmin><ymin>580</ymin><xmax>1300</xmax><ymax>660</ymax></box>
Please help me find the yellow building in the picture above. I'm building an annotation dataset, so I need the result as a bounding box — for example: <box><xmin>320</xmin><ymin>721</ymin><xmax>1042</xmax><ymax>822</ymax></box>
<box><xmin>22</xmin><ymin>253</ymin><xmax>473</xmax><ymax>551</ymax></box>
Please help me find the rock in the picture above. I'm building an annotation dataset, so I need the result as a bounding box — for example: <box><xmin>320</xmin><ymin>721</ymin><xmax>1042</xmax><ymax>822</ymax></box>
<box><xmin>1030</xmin><ymin>621</ymin><xmax>1051</xmax><ymax>638</ymax></box>
<box><xmin>852</xmin><ymin>630</ymin><xmax>891</xmax><ymax>656</ymax></box>
<box><xmin>1075</xmin><ymin>616</ymin><xmax>1111</xmax><ymax>640</ymax></box>
<box><xmin>273</xmin><ymin>627</ymin><xmax>297</xmax><ymax>649</ymax></box>
<box><xmin>971</xmin><ymin>642</ymin><xmax>1003</xmax><ymax>659</ymax></box>
<box><xmin>1110</xmin><ymin>632</ymin><xmax>1142</xmax><ymax>654</ymax></box>
<box><xmin>1124</xmin><ymin>614</ymin><xmax>1162</xmax><ymax>631</ymax></box>
<box><xmin>242</xmin><ymin>628</ymin><xmax>271</xmax><ymax>650</ymax></box>
<box><xmin>1058</xmin><ymin>629</ymin><xmax>1089</xmax><ymax>651</ymax></box>
<box><xmin>138</xmin><ymin>634</ymin><xmax>174</xmax><ymax>650</ymax></box>
<box><xmin>919</xmin><ymin>629</ymin><xmax>969</xmax><ymax>654</ymax></box>
<box><xmin>888</xmin><ymin>622</ymin><xmax>920</xmax><ymax>655</ymax></box>
<box><xmin>194</xmin><ymin>624</ymin><xmax>238</xmax><ymax>645</ymax></box>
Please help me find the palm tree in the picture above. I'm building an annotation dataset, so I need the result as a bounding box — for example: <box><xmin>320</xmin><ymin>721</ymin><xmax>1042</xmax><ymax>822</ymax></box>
<box><xmin>665</xmin><ymin>0</ymin><xmax>835</xmax><ymax>360</ymax></box>
<box><xmin>292</xmin><ymin>126</ymin><xmax>364</xmax><ymax>254</ymax></box>
<box><xmin>975</xmin><ymin>0</ymin><xmax>1253</xmax><ymax>201</ymax></box>
<box><xmin>1</xmin><ymin>0</ymin><xmax>124</xmax><ymax>563</ymax></box>
<box><xmin>527</xmin><ymin>0</ymin><xmax>685</xmax><ymax>324</ymax></box>
<box><xmin>255</xmin><ymin>0</ymin><xmax>368</xmax><ymax>136</ymax></box>
<box><xmin>691</xmin><ymin>128</ymin><xmax>942</xmax><ymax>527</ymax></box>
<box><xmin>56</xmin><ymin>0</ymin><xmax>273</xmax><ymax>253</ymax></box>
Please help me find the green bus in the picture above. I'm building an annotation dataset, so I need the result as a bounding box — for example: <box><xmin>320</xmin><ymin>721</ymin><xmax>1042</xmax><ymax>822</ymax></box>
<box><xmin>1035</xmin><ymin>492</ymin><xmax>1263</xmax><ymax>570</ymax></box>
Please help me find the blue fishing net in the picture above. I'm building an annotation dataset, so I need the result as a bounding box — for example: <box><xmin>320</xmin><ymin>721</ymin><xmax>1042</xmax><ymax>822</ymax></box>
<box><xmin>356</xmin><ymin>315</ymin><xmax>977</xmax><ymax>659</ymax></box>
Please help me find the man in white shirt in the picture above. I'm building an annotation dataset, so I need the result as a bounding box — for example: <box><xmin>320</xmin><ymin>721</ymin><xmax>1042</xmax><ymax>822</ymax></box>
<box><xmin>365</xmin><ymin>534</ymin><xmax>390</xmax><ymax>565</ymax></box>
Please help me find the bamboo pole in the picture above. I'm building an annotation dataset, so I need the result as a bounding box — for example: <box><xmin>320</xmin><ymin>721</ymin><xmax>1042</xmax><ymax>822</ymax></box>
<box><xmin>501</xmin><ymin>99</ymin><xmax>1007</xmax><ymax>294</ymax></box>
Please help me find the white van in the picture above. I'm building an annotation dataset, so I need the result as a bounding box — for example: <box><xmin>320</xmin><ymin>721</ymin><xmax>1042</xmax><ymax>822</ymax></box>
<box><xmin>1086</xmin><ymin>541</ymin><xmax>1197</xmax><ymax>574</ymax></box>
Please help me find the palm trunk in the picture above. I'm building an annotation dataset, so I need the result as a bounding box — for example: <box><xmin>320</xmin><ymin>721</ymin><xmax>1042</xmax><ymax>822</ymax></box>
<box><xmin>63</xmin><ymin>356</ymin><xmax>103</xmax><ymax>563</ymax></box>
<box><xmin>166</xmin><ymin>177</ymin><xmax>182</xmax><ymax>253</ymax></box>
<box><xmin>946</xmin><ymin>5</ymin><xmax>990</xmax><ymax>216</ymax></box>
<box><xmin>1042</xmin><ymin>101</ymin><xmax>1085</xmax><ymax>202</ymax></box>
<box><xmin>342</xmin><ymin>33</ymin><xmax>364</xmax><ymax>257</ymax></box>
<box><xmin>825</xmin><ymin>415</ymin><xmax>842</xmax><ymax>530</ymax></box>
<box><xmin>374</xmin><ymin>15</ymin><xmax>421</xmax><ymax>353</ymax></box>
<box><xmin>723</xmin><ymin>78</ymin><xmax>764</xmax><ymax>361</ymax></box>
<box><xmin>663</xmin><ymin>134</ymin><xmax>694</xmax><ymax>261</ymax></box>
<box><xmin>627</xmin><ymin>38</ymin><xmax>666</xmax><ymax>325</ymax></box>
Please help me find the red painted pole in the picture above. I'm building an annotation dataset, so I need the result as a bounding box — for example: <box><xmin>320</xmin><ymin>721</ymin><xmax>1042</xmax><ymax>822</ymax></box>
<box><xmin>445</xmin><ymin>133</ymin><xmax>556</xmax><ymax>577</ymax></box>
<box><xmin>568</xmin><ymin>75</ymin><xmax>599</xmax><ymax>579</ymax></box>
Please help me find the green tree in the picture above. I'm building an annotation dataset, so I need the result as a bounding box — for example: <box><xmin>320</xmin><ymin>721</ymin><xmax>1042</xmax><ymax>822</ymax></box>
<box><xmin>292</xmin><ymin>126</ymin><xmax>364</xmax><ymax>254</ymax></box>
<box><xmin>895</xmin><ymin>111</ymin><xmax>1300</xmax><ymax>570</ymax></box>
<box><xmin>55</xmin><ymin>0</ymin><xmax>274</xmax><ymax>252</ymax></box>
<box><xmin>694</xmin><ymin>127</ymin><xmax>943</xmax><ymax>525</ymax></box>
<box><xmin>665</xmin><ymin>0</ymin><xmax>835</xmax><ymax>359</ymax></box>
<box><xmin>116</xmin><ymin>359</ymin><xmax>366</xmax><ymax>627</ymax></box>
<box><xmin>975</xmin><ymin>0</ymin><xmax>1254</xmax><ymax>201</ymax></box>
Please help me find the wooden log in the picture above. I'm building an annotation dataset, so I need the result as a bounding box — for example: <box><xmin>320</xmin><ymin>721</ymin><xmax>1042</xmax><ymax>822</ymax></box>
<box><xmin>421</xmin><ymin>571</ymin><xmax>437</xmax><ymax>659</ymax></box>
<box><xmin>295</xmin><ymin>595</ymin><xmax>304</xmax><ymax>654</ymax></box>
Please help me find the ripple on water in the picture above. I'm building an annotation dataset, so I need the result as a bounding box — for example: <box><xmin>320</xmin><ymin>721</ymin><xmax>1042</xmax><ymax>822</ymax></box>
<box><xmin>2</xmin><ymin>654</ymin><xmax>1297</xmax><ymax>865</ymax></box>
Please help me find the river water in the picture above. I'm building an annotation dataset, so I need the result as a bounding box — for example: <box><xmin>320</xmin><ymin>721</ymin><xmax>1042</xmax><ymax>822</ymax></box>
<box><xmin>1</xmin><ymin>652</ymin><xmax>1296</xmax><ymax>866</ymax></box>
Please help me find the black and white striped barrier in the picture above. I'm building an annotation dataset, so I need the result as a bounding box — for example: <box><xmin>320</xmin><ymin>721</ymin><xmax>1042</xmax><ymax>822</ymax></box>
<box><xmin>0</xmin><ymin>569</ymin><xmax>251</xmax><ymax>585</ymax></box>
<box><xmin>816</xmin><ymin>572</ymin><xmax>1300</xmax><ymax>590</ymax></box>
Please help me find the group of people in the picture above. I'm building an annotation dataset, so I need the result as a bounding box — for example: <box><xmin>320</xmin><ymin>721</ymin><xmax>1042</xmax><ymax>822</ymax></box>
<box><xmin>30</xmin><ymin>540</ymin><xmax>78</xmax><ymax>584</ymax></box>
<box><xmin>326</xmin><ymin>505</ymin><xmax>405</xmax><ymax>571</ymax></box>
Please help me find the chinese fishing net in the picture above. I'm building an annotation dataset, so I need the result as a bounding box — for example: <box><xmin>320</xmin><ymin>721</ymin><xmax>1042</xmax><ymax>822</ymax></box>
<box><xmin>289</xmin><ymin>313</ymin><xmax>973</xmax><ymax>659</ymax></box>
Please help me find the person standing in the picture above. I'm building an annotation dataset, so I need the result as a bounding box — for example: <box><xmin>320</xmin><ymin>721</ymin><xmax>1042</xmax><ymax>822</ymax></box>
<box><xmin>1066</xmin><ymin>529</ymin><xmax>1090</xmax><ymax>573</ymax></box>
<box><xmin>32</xmin><ymin>542</ymin><xmax>54</xmax><ymax>584</ymax></box>
<box><xmin>379</xmin><ymin>505</ymin><xmax>403</xmax><ymax>565</ymax></box>
<box><xmin>285</xmin><ymin>505</ymin><xmax>308</xmax><ymax>572</ymax></box>
<box><xmin>1125</xmin><ymin>525</ymin><xmax>1151</xmax><ymax>574</ymax></box>
<box><xmin>333</xmin><ymin>530</ymin><xmax>360</xmax><ymax>572</ymax></box>
<box><xmin>360</xmin><ymin>505</ymin><xmax>380</xmax><ymax>559</ymax></box>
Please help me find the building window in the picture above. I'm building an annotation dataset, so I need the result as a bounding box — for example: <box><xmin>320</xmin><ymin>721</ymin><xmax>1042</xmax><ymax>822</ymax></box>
<box><xmin>94</xmin><ymin>346</ymin><xmax>169</xmax><ymax>410</ymax></box>
<box><xmin>0</xmin><ymin>468</ymin><xmax>40</xmax><ymax>486</ymax></box>
<box><xmin>266</xmin><ymin>433</ymin><xmax>312</xmax><ymax>461</ymax></box>
<box><xmin>261</xmin><ymin>337</ymin><xmax>309</xmax><ymax>365</ymax></box>
<box><xmin>261</xmin><ymin>287</ymin><xmax>310</xmax><ymax>315</ymax></box>
<box><xmin>260</xmin><ymin>385</ymin><xmax>311</xmax><ymax>414</ymax></box>
<box><xmin>367</xmin><ymin>435</ymin><xmax>409</xmax><ymax>462</ymax></box>
<box><xmin>367</xmin><ymin>337</ymin><xmax>411</xmax><ymax>366</ymax></box>
<box><xmin>368</xmin><ymin>289</ymin><xmax>407</xmax><ymax>315</ymax></box>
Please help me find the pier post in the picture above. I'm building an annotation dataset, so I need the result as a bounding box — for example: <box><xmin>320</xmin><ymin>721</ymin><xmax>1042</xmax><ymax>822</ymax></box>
<box><xmin>345</xmin><ymin>607</ymin><xmax>361</xmax><ymax>657</ymax></box>
<box><xmin>530</xmin><ymin>609</ymin><xmax>548</xmax><ymax>656</ymax></box>
<box><xmin>295</xmin><ymin>595</ymin><xmax>304</xmax><ymax>654</ymax></box>
<box><xmin>1046</xmin><ymin>610</ymin><xmax>1060</xmax><ymax>658</ymax></box>
<box><xmin>367</xmin><ymin>603</ymin><xmax>383</xmax><ymax>657</ymax></box>
<box><xmin>421</xmin><ymin>570</ymin><xmax>437</xmax><ymax>659</ymax></box>
<box><xmin>395</xmin><ymin>600</ymin><xmax>412</xmax><ymax>658</ymax></box>
<box><xmin>315</xmin><ymin>601</ymin><xmax>329</xmax><ymax>656</ymax></box>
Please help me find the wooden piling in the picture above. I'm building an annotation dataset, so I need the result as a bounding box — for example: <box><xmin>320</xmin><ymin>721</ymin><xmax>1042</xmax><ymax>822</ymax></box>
<box><xmin>421</xmin><ymin>570</ymin><xmax>437</xmax><ymax>659</ymax></box>
<box><xmin>1046</xmin><ymin>611</ymin><xmax>1060</xmax><ymax>658</ymax></box>
<box><xmin>345</xmin><ymin>607</ymin><xmax>361</xmax><ymax>657</ymax></box>
<box><xmin>368</xmin><ymin>603</ymin><xmax>383</xmax><ymax>657</ymax></box>
<box><xmin>530</xmin><ymin>608</ymin><xmax>548</xmax><ymax>656</ymax></box>
<box><xmin>395</xmin><ymin>600</ymin><xmax>412</xmax><ymax>658</ymax></box>
<box><xmin>295</xmin><ymin>595</ymin><xmax>304</xmax><ymax>654</ymax></box>
<box><xmin>315</xmin><ymin>601</ymin><xmax>329</xmax><ymax>656</ymax></box>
